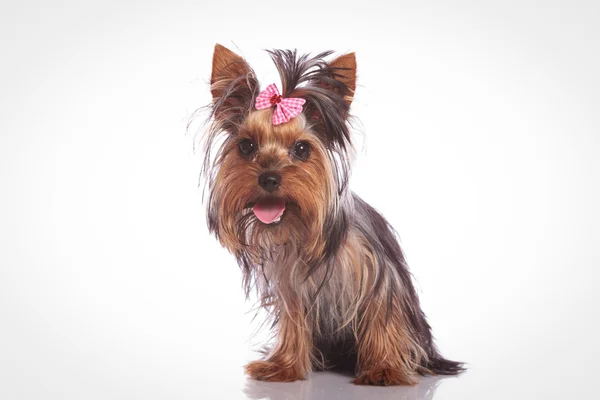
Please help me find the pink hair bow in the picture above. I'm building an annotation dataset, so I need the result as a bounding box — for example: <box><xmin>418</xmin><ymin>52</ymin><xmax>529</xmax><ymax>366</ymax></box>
<box><xmin>255</xmin><ymin>84</ymin><xmax>306</xmax><ymax>125</ymax></box>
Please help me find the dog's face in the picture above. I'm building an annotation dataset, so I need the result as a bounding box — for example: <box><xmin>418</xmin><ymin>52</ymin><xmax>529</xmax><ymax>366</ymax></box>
<box><xmin>204</xmin><ymin>45</ymin><xmax>356</xmax><ymax>262</ymax></box>
<box><xmin>211</xmin><ymin>109</ymin><xmax>335</xmax><ymax>258</ymax></box>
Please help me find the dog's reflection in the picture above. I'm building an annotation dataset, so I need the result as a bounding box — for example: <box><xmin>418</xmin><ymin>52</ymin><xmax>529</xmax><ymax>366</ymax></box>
<box><xmin>244</xmin><ymin>371</ymin><xmax>447</xmax><ymax>400</ymax></box>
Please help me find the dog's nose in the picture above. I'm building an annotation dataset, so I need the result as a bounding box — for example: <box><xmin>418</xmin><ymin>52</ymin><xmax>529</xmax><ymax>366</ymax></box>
<box><xmin>258</xmin><ymin>172</ymin><xmax>281</xmax><ymax>192</ymax></box>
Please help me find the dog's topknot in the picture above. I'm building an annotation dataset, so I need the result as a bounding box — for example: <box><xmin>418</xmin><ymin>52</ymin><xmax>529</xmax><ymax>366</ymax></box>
<box><xmin>267</xmin><ymin>49</ymin><xmax>356</xmax><ymax>154</ymax></box>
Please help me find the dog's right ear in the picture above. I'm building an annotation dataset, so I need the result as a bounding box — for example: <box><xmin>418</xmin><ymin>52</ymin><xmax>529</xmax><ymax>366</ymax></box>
<box><xmin>210</xmin><ymin>44</ymin><xmax>258</xmax><ymax>127</ymax></box>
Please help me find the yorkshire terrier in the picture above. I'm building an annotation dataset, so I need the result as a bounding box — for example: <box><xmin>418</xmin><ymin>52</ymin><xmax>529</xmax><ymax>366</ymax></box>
<box><xmin>200</xmin><ymin>44</ymin><xmax>464</xmax><ymax>386</ymax></box>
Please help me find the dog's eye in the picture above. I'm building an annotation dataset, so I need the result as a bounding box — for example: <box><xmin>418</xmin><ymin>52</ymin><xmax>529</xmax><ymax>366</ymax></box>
<box><xmin>238</xmin><ymin>138</ymin><xmax>256</xmax><ymax>156</ymax></box>
<box><xmin>292</xmin><ymin>141</ymin><xmax>311</xmax><ymax>161</ymax></box>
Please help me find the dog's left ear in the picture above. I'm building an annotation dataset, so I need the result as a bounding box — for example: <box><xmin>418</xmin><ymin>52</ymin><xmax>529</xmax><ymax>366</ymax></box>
<box><xmin>210</xmin><ymin>44</ymin><xmax>258</xmax><ymax>128</ymax></box>
<box><xmin>329</xmin><ymin>53</ymin><xmax>357</xmax><ymax>107</ymax></box>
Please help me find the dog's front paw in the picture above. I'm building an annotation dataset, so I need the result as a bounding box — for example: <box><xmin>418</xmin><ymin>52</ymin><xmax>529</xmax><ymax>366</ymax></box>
<box><xmin>245</xmin><ymin>360</ymin><xmax>304</xmax><ymax>382</ymax></box>
<box><xmin>354</xmin><ymin>368</ymin><xmax>417</xmax><ymax>386</ymax></box>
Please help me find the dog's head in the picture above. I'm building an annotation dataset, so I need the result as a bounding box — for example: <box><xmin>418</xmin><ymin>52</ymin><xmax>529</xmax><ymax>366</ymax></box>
<box><xmin>203</xmin><ymin>44</ymin><xmax>356</xmax><ymax>264</ymax></box>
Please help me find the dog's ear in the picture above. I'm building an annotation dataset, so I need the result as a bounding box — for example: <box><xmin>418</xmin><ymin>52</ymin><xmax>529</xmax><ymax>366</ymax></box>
<box><xmin>210</xmin><ymin>44</ymin><xmax>258</xmax><ymax>127</ymax></box>
<box><xmin>298</xmin><ymin>52</ymin><xmax>356</xmax><ymax>145</ymax></box>
<box><xmin>211</xmin><ymin>44</ymin><xmax>252</xmax><ymax>99</ymax></box>
<box><xmin>329</xmin><ymin>53</ymin><xmax>357</xmax><ymax>107</ymax></box>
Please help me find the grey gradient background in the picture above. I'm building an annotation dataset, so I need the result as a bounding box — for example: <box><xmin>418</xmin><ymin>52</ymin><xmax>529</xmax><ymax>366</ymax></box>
<box><xmin>1</xmin><ymin>0</ymin><xmax>599</xmax><ymax>399</ymax></box>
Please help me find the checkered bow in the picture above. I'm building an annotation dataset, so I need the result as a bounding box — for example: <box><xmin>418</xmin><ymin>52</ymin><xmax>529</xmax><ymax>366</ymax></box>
<box><xmin>255</xmin><ymin>83</ymin><xmax>306</xmax><ymax>125</ymax></box>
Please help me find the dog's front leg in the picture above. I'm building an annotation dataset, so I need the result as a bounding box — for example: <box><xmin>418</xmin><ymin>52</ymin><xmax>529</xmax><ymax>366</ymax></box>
<box><xmin>245</xmin><ymin>304</ymin><xmax>312</xmax><ymax>382</ymax></box>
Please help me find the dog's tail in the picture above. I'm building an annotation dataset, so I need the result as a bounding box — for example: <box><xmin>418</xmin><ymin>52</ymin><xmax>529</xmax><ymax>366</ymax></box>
<box><xmin>422</xmin><ymin>354</ymin><xmax>466</xmax><ymax>376</ymax></box>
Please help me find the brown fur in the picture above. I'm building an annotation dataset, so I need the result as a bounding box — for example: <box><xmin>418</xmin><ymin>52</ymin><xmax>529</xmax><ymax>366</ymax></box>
<box><xmin>245</xmin><ymin>299</ymin><xmax>312</xmax><ymax>382</ymax></box>
<box><xmin>210</xmin><ymin>110</ymin><xmax>335</xmax><ymax>261</ymax></box>
<box><xmin>199</xmin><ymin>44</ymin><xmax>465</xmax><ymax>386</ymax></box>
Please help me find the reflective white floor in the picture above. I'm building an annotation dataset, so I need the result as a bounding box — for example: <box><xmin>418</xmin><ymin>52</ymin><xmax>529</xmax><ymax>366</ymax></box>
<box><xmin>243</xmin><ymin>372</ymin><xmax>448</xmax><ymax>400</ymax></box>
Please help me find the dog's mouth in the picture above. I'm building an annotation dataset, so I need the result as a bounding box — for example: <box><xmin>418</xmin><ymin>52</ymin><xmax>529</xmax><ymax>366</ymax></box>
<box><xmin>251</xmin><ymin>197</ymin><xmax>286</xmax><ymax>225</ymax></box>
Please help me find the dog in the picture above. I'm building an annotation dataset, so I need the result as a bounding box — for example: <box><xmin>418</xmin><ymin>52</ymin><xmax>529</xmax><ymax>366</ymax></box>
<box><xmin>199</xmin><ymin>44</ymin><xmax>464</xmax><ymax>385</ymax></box>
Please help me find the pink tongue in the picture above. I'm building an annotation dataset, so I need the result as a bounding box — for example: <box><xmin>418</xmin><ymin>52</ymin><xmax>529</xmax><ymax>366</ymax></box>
<box><xmin>252</xmin><ymin>198</ymin><xmax>286</xmax><ymax>224</ymax></box>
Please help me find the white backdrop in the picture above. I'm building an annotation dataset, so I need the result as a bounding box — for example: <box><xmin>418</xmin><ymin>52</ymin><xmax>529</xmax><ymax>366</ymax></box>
<box><xmin>1</xmin><ymin>1</ymin><xmax>599</xmax><ymax>399</ymax></box>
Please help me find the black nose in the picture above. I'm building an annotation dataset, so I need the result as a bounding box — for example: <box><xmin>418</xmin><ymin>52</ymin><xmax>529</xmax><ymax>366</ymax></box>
<box><xmin>258</xmin><ymin>172</ymin><xmax>281</xmax><ymax>192</ymax></box>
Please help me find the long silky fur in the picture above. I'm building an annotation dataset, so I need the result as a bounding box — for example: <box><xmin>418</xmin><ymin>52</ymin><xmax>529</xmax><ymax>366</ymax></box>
<box><xmin>201</xmin><ymin>46</ymin><xmax>464</xmax><ymax>384</ymax></box>
<box><xmin>268</xmin><ymin>49</ymin><xmax>353</xmax><ymax>193</ymax></box>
